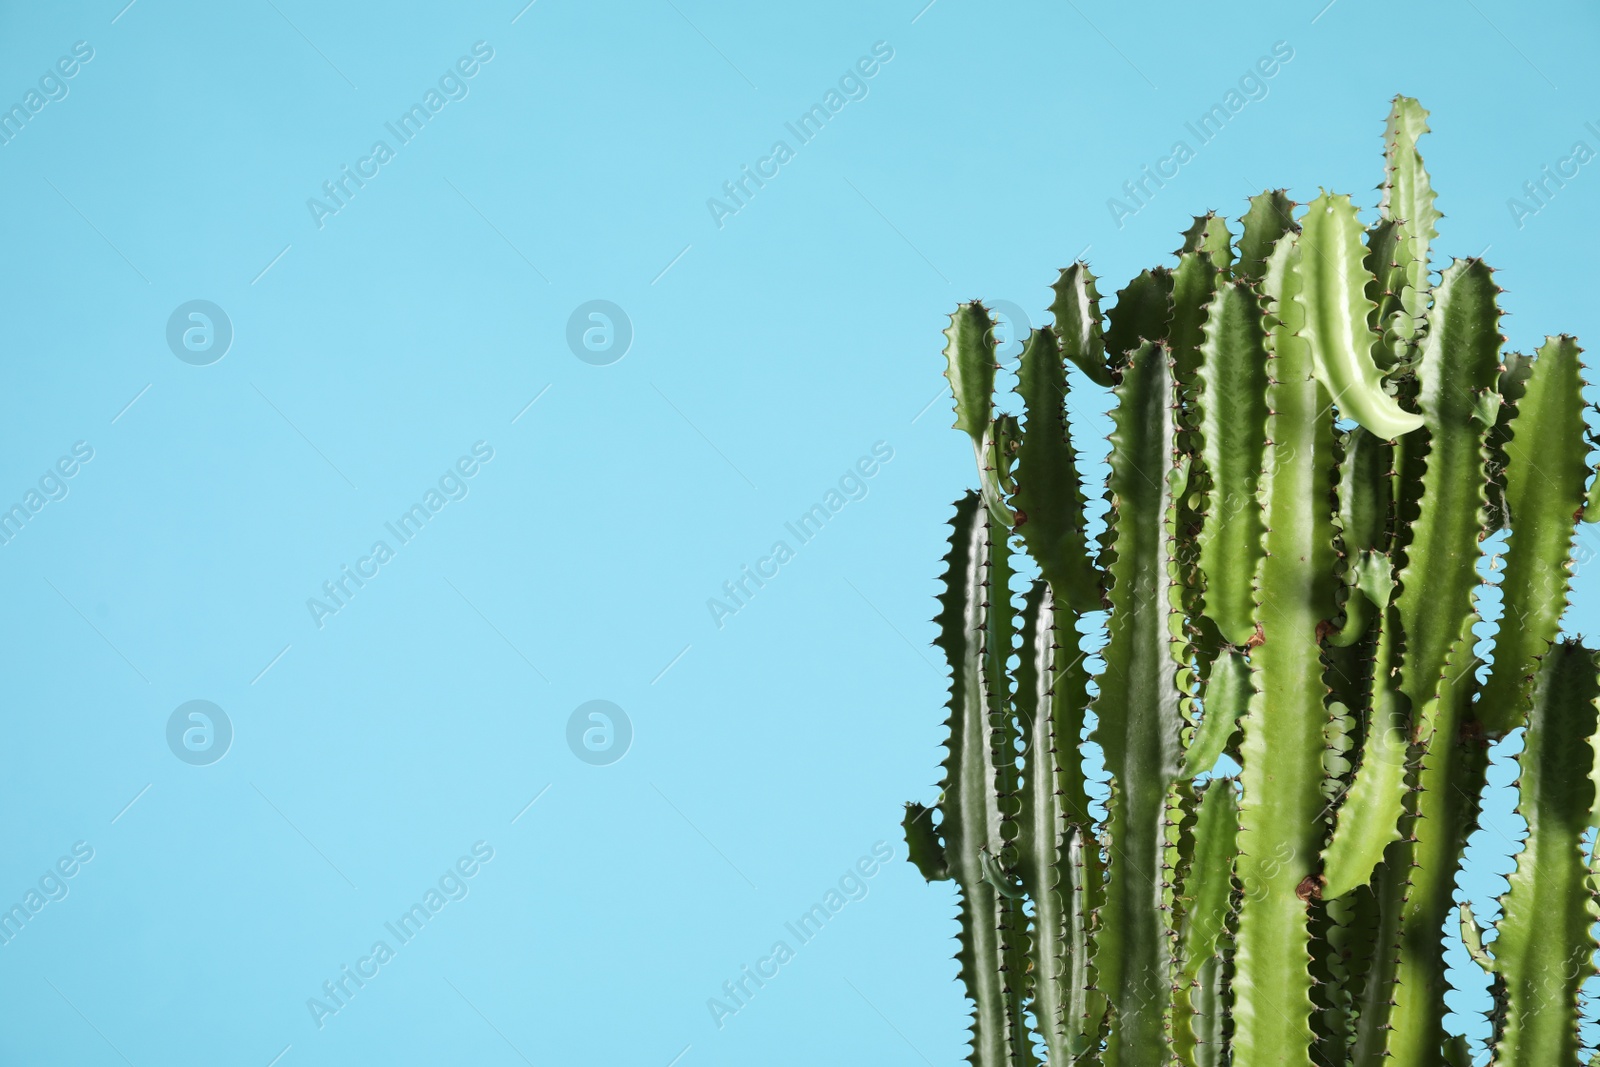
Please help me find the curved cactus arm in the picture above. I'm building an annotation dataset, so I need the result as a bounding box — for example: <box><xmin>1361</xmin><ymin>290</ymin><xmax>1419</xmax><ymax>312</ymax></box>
<box><xmin>1172</xmin><ymin>779</ymin><xmax>1239</xmax><ymax>1067</ymax></box>
<box><xmin>1477</xmin><ymin>336</ymin><xmax>1589</xmax><ymax>736</ymax></box>
<box><xmin>1458</xmin><ymin>900</ymin><xmax>1493</xmax><ymax>973</ymax></box>
<box><xmin>1102</xmin><ymin>269</ymin><xmax>1174</xmax><ymax>375</ymax></box>
<box><xmin>1489</xmin><ymin>642</ymin><xmax>1600</xmax><ymax>1067</ymax></box>
<box><xmin>1180</xmin><ymin>212</ymin><xmax>1235</xmax><ymax>273</ymax></box>
<box><xmin>1183</xmin><ymin>647</ymin><xmax>1251</xmax><ymax>778</ymax></box>
<box><xmin>1231</xmin><ymin>231</ymin><xmax>1338</xmax><ymax>1067</ymax></box>
<box><xmin>1052</xmin><ymin>264</ymin><xmax>1114</xmax><ymax>388</ymax></box>
<box><xmin>1090</xmin><ymin>340</ymin><xmax>1188</xmax><ymax>1066</ymax></box>
<box><xmin>1012</xmin><ymin>326</ymin><xmax>1100</xmax><ymax>614</ymax></box>
<box><xmin>1235</xmin><ymin>192</ymin><xmax>1295</xmax><ymax>280</ymax></box>
<box><xmin>1194</xmin><ymin>279</ymin><xmax>1270</xmax><ymax>646</ymax></box>
<box><xmin>1378</xmin><ymin>96</ymin><xmax>1440</xmax><ymax>362</ymax></box>
<box><xmin>924</xmin><ymin>492</ymin><xmax>1028</xmax><ymax>1066</ymax></box>
<box><xmin>945</xmin><ymin>303</ymin><xmax>1015</xmax><ymax>528</ymax></box>
<box><xmin>1585</xmin><ymin>451</ymin><xmax>1600</xmax><ymax>523</ymax></box>
<box><xmin>1295</xmin><ymin>191</ymin><xmax>1425</xmax><ymax>439</ymax></box>
<box><xmin>1393</xmin><ymin>258</ymin><xmax>1503</xmax><ymax>742</ymax></box>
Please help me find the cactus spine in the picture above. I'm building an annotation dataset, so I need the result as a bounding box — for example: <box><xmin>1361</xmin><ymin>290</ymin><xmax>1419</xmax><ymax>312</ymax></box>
<box><xmin>905</xmin><ymin>97</ymin><xmax>1600</xmax><ymax>1065</ymax></box>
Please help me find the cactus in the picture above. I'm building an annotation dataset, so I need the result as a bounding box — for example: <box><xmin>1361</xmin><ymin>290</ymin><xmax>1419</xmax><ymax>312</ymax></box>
<box><xmin>905</xmin><ymin>97</ymin><xmax>1600</xmax><ymax>1065</ymax></box>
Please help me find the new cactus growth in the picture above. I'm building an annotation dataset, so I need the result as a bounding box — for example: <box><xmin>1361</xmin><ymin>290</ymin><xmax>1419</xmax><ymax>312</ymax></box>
<box><xmin>904</xmin><ymin>97</ymin><xmax>1600</xmax><ymax>1065</ymax></box>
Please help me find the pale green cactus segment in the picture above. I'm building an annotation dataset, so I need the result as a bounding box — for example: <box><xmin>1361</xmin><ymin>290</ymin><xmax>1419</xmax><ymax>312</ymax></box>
<box><xmin>1235</xmin><ymin>192</ymin><xmax>1294</xmax><ymax>281</ymax></box>
<box><xmin>924</xmin><ymin>492</ymin><xmax>1026</xmax><ymax>1067</ymax></box>
<box><xmin>1194</xmin><ymin>279</ymin><xmax>1269</xmax><ymax>645</ymax></box>
<box><xmin>1091</xmin><ymin>340</ymin><xmax>1188</xmax><ymax>1066</ymax></box>
<box><xmin>1180</xmin><ymin>212</ymin><xmax>1235</xmax><ymax>273</ymax></box>
<box><xmin>1102</xmin><ymin>268</ymin><xmax>1173</xmax><ymax>373</ymax></box>
<box><xmin>1230</xmin><ymin>231</ymin><xmax>1337</xmax><ymax>1067</ymax></box>
<box><xmin>1051</xmin><ymin>263</ymin><xmax>1114</xmax><ymax>388</ymax></box>
<box><xmin>1393</xmin><ymin>258</ymin><xmax>1502</xmax><ymax>742</ymax></box>
<box><xmin>1478</xmin><ymin>336</ymin><xmax>1589</xmax><ymax>736</ymax></box>
<box><xmin>1295</xmin><ymin>191</ymin><xmax>1425</xmax><ymax>439</ymax></box>
<box><xmin>1173</xmin><ymin>779</ymin><xmax>1239</xmax><ymax>1067</ymax></box>
<box><xmin>1378</xmin><ymin>96</ymin><xmax>1440</xmax><ymax>359</ymax></box>
<box><xmin>1489</xmin><ymin>642</ymin><xmax>1600</xmax><ymax>1067</ymax></box>
<box><xmin>1012</xmin><ymin>326</ymin><xmax>1099</xmax><ymax>614</ymax></box>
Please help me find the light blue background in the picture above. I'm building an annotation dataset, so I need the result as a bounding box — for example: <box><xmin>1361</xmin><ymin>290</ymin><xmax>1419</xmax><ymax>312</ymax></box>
<box><xmin>0</xmin><ymin>1</ymin><xmax>1595</xmax><ymax>1063</ymax></box>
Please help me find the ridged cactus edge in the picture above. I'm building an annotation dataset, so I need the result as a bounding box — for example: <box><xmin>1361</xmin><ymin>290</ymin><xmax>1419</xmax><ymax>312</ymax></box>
<box><xmin>904</xmin><ymin>96</ymin><xmax>1600</xmax><ymax>1066</ymax></box>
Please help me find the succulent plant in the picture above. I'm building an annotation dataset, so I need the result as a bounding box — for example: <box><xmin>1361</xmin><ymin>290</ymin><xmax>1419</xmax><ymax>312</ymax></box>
<box><xmin>904</xmin><ymin>96</ymin><xmax>1600</xmax><ymax>1066</ymax></box>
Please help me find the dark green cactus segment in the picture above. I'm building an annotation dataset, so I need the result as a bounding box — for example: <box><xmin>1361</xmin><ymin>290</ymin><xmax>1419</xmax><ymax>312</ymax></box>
<box><xmin>945</xmin><ymin>303</ymin><xmax>1015</xmax><ymax>528</ymax></box>
<box><xmin>1102</xmin><ymin>269</ymin><xmax>1174</xmax><ymax>373</ymax></box>
<box><xmin>1490</xmin><ymin>642</ymin><xmax>1600</xmax><ymax>1066</ymax></box>
<box><xmin>903</xmin><ymin>802</ymin><xmax>948</xmax><ymax>881</ymax></box>
<box><xmin>1393</xmin><ymin>258</ymin><xmax>1502</xmax><ymax>742</ymax></box>
<box><xmin>1338</xmin><ymin>428</ymin><xmax>1394</xmax><ymax>555</ymax></box>
<box><xmin>1051</xmin><ymin>264</ymin><xmax>1114</xmax><ymax>388</ymax></box>
<box><xmin>946</xmin><ymin>303</ymin><xmax>998</xmax><ymax>442</ymax></box>
<box><xmin>1091</xmin><ymin>340</ymin><xmax>1187</xmax><ymax>1066</ymax></box>
<box><xmin>1235</xmin><ymin>190</ymin><xmax>1295</xmax><ymax>281</ymax></box>
<box><xmin>1362</xmin><ymin>218</ymin><xmax>1406</xmax><ymax>369</ymax></box>
<box><xmin>1015</xmin><ymin>580</ymin><xmax>1096</xmax><ymax>1063</ymax></box>
<box><xmin>1385</xmin><ymin>619</ymin><xmax>1487</xmax><ymax>1067</ymax></box>
<box><xmin>1063</xmin><ymin>827</ymin><xmax>1107</xmax><ymax>1063</ymax></box>
<box><xmin>1478</xmin><ymin>336</ymin><xmax>1588</xmax><ymax>737</ymax></box>
<box><xmin>1173</xmin><ymin>779</ymin><xmax>1239</xmax><ymax>1067</ymax></box>
<box><xmin>1351</xmin><ymin>854</ymin><xmax>1407</xmax><ymax>1067</ymax></box>
<box><xmin>1231</xmin><ymin>232</ymin><xmax>1338</xmax><ymax>1067</ymax></box>
<box><xmin>1180</xmin><ymin>212</ymin><xmax>1235</xmax><ymax>273</ymax></box>
<box><xmin>1321</xmin><ymin>590</ymin><xmax>1409</xmax><ymax>900</ymax></box>
<box><xmin>1170</xmin><ymin>251</ymin><xmax>1219</xmax><ymax>396</ymax></box>
<box><xmin>982</xmin><ymin>515</ymin><xmax>1034</xmax><ymax>1063</ymax></box>
<box><xmin>1012</xmin><ymin>326</ymin><xmax>1099</xmax><ymax>614</ymax></box>
<box><xmin>927</xmin><ymin>492</ymin><xmax>1026</xmax><ymax>1067</ymax></box>
<box><xmin>1194</xmin><ymin>280</ymin><xmax>1270</xmax><ymax>645</ymax></box>
<box><xmin>1484</xmin><ymin>351</ymin><xmax>1534</xmax><ymax>534</ymax></box>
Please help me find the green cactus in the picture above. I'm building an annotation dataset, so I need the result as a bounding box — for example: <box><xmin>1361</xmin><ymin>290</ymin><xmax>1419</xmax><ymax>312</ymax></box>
<box><xmin>905</xmin><ymin>96</ymin><xmax>1600</xmax><ymax>1065</ymax></box>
